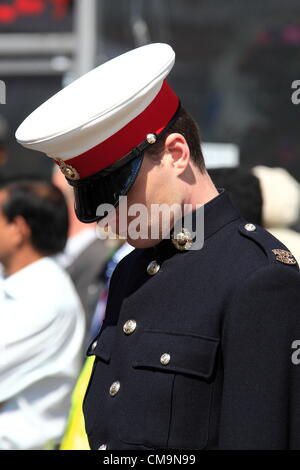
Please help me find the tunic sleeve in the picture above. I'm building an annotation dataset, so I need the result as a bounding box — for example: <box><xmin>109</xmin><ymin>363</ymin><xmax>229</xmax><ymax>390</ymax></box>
<box><xmin>219</xmin><ymin>263</ymin><xmax>300</xmax><ymax>449</ymax></box>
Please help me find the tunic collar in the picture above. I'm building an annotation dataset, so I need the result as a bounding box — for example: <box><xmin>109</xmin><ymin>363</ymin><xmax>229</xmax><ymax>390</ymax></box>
<box><xmin>151</xmin><ymin>188</ymin><xmax>241</xmax><ymax>260</ymax></box>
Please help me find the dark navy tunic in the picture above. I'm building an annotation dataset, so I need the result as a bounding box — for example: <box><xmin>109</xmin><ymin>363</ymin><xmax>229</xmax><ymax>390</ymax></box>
<box><xmin>83</xmin><ymin>188</ymin><xmax>300</xmax><ymax>450</ymax></box>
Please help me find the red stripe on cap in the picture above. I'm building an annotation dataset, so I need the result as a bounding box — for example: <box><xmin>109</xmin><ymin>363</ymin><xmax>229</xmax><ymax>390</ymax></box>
<box><xmin>56</xmin><ymin>80</ymin><xmax>179</xmax><ymax>179</ymax></box>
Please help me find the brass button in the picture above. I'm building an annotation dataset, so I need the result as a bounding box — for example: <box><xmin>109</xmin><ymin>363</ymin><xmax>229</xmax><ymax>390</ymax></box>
<box><xmin>160</xmin><ymin>353</ymin><xmax>171</xmax><ymax>365</ymax></box>
<box><xmin>146</xmin><ymin>133</ymin><xmax>157</xmax><ymax>144</ymax></box>
<box><xmin>147</xmin><ymin>260</ymin><xmax>160</xmax><ymax>275</ymax></box>
<box><xmin>98</xmin><ymin>444</ymin><xmax>107</xmax><ymax>450</ymax></box>
<box><xmin>244</xmin><ymin>223</ymin><xmax>256</xmax><ymax>232</ymax></box>
<box><xmin>91</xmin><ymin>340</ymin><xmax>98</xmax><ymax>351</ymax></box>
<box><xmin>109</xmin><ymin>381</ymin><xmax>120</xmax><ymax>397</ymax></box>
<box><xmin>123</xmin><ymin>319</ymin><xmax>137</xmax><ymax>335</ymax></box>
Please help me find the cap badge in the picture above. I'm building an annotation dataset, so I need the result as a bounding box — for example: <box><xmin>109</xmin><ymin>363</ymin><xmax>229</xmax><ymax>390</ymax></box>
<box><xmin>171</xmin><ymin>227</ymin><xmax>193</xmax><ymax>251</ymax></box>
<box><xmin>272</xmin><ymin>249</ymin><xmax>297</xmax><ymax>265</ymax></box>
<box><xmin>56</xmin><ymin>158</ymin><xmax>80</xmax><ymax>180</ymax></box>
<box><xmin>55</xmin><ymin>158</ymin><xmax>80</xmax><ymax>180</ymax></box>
<box><xmin>146</xmin><ymin>133</ymin><xmax>157</xmax><ymax>144</ymax></box>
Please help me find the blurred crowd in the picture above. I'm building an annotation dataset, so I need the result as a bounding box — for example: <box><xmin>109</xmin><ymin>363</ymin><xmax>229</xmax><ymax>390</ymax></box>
<box><xmin>0</xmin><ymin>112</ymin><xmax>299</xmax><ymax>449</ymax></box>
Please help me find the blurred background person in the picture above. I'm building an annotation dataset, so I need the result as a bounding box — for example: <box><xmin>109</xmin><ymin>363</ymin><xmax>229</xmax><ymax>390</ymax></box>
<box><xmin>209</xmin><ymin>165</ymin><xmax>300</xmax><ymax>265</ymax></box>
<box><xmin>0</xmin><ymin>178</ymin><xmax>85</xmax><ymax>450</ymax></box>
<box><xmin>253</xmin><ymin>165</ymin><xmax>300</xmax><ymax>264</ymax></box>
<box><xmin>52</xmin><ymin>167</ymin><xmax>113</xmax><ymax>352</ymax></box>
<box><xmin>208</xmin><ymin>167</ymin><xmax>263</xmax><ymax>225</ymax></box>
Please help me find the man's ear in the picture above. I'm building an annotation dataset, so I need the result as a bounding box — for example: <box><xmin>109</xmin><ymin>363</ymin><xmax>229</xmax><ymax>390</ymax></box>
<box><xmin>12</xmin><ymin>215</ymin><xmax>31</xmax><ymax>245</ymax></box>
<box><xmin>164</xmin><ymin>133</ymin><xmax>190</xmax><ymax>174</ymax></box>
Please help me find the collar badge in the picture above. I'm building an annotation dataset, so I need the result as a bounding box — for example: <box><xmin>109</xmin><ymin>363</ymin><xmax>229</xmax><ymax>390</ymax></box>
<box><xmin>171</xmin><ymin>227</ymin><xmax>193</xmax><ymax>251</ymax></box>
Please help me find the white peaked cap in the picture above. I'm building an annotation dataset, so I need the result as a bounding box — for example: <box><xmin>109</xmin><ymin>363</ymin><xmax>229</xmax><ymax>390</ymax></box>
<box><xmin>15</xmin><ymin>43</ymin><xmax>179</xmax><ymax>181</ymax></box>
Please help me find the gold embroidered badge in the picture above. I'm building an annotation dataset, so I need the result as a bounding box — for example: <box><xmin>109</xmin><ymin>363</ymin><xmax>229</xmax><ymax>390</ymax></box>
<box><xmin>272</xmin><ymin>249</ymin><xmax>297</xmax><ymax>265</ymax></box>
<box><xmin>171</xmin><ymin>227</ymin><xmax>193</xmax><ymax>251</ymax></box>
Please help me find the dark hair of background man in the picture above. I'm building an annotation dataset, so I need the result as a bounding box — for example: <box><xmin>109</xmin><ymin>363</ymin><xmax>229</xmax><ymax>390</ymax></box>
<box><xmin>208</xmin><ymin>167</ymin><xmax>263</xmax><ymax>225</ymax></box>
<box><xmin>0</xmin><ymin>178</ymin><xmax>69</xmax><ymax>256</ymax></box>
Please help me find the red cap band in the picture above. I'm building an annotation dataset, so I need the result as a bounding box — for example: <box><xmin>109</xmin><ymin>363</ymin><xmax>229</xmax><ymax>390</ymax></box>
<box><xmin>56</xmin><ymin>80</ymin><xmax>179</xmax><ymax>179</ymax></box>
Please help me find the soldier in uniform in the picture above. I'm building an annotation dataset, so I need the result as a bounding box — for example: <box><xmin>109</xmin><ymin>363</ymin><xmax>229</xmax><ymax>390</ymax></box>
<box><xmin>16</xmin><ymin>43</ymin><xmax>300</xmax><ymax>450</ymax></box>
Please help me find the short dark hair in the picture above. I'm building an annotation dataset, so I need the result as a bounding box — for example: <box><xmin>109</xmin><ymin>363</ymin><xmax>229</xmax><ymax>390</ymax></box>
<box><xmin>146</xmin><ymin>106</ymin><xmax>206</xmax><ymax>173</ymax></box>
<box><xmin>1</xmin><ymin>179</ymin><xmax>69</xmax><ymax>256</ymax></box>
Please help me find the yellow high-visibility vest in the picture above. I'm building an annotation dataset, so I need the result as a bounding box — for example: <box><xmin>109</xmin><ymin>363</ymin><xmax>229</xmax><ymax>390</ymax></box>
<box><xmin>60</xmin><ymin>356</ymin><xmax>95</xmax><ymax>450</ymax></box>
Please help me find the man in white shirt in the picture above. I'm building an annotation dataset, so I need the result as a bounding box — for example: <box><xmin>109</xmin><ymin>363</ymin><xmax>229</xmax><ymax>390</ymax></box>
<box><xmin>0</xmin><ymin>179</ymin><xmax>85</xmax><ymax>449</ymax></box>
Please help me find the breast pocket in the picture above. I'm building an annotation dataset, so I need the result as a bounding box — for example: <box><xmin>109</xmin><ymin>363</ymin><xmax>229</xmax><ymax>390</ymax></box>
<box><xmin>117</xmin><ymin>329</ymin><xmax>219</xmax><ymax>449</ymax></box>
<box><xmin>82</xmin><ymin>326</ymin><xmax>116</xmax><ymax>436</ymax></box>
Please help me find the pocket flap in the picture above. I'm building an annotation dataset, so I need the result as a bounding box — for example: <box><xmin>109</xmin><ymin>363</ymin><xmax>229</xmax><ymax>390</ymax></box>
<box><xmin>132</xmin><ymin>330</ymin><xmax>219</xmax><ymax>379</ymax></box>
<box><xmin>86</xmin><ymin>325</ymin><xmax>116</xmax><ymax>362</ymax></box>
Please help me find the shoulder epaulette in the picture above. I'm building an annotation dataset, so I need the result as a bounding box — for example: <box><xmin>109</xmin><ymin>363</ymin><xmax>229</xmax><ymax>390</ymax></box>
<box><xmin>238</xmin><ymin>222</ymin><xmax>299</xmax><ymax>270</ymax></box>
